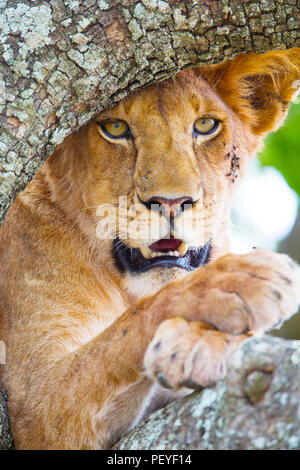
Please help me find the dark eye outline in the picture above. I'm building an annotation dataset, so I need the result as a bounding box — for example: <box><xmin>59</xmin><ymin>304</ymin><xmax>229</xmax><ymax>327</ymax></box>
<box><xmin>98</xmin><ymin>120</ymin><xmax>131</xmax><ymax>139</ymax></box>
<box><xmin>193</xmin><ymin>117</ymin><xmax>220</xmax><ymax>136</ymax></box>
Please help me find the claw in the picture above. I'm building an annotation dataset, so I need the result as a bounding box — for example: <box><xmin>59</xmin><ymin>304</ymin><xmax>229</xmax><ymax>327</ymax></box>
<box><xmin>180</xmin><ymin>378</ymin><xmax>203</xmax><ymax>391</ymax></box>
<box><xmin>156</xmin><ymin>372</ymin><xmax>172</xmax><ymax>389</ymax></box>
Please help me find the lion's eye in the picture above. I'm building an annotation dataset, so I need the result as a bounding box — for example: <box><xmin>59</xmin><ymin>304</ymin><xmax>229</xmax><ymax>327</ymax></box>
<box><xmin>193</xmin><ymin>117</ymin><xmax>219</xmax><ymax>135</ymax></box>
<box><xmin>101</xmin><ymin>120</ymin><xmax>130</xmax><ymax>138</ymax></box>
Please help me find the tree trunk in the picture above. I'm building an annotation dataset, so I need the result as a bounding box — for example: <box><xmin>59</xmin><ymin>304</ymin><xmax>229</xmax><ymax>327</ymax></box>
<box><xmin>114</xmin><ymin>336</ymin><xmax>300</xmax><ymax>450</ymax></box>
<box><xmin>0</xmin><ymin>0</ymin><xmax>299</xmax><ymax>224</ymax></box>
<box><xmin>1</xmin><ymin>0</ymin><xmax>300</xmax><ymax>450</ymax></box>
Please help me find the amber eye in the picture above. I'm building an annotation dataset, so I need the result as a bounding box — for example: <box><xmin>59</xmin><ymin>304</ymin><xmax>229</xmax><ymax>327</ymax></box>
<box><xmin>193</xmin><ymin>117</ymin><xmax>219</xmax><ymax>135</ymax></box>
<box><xmin>100</xmin><ymin>120</ymin><xmax>130</xmax><ymax>139</ymax></box>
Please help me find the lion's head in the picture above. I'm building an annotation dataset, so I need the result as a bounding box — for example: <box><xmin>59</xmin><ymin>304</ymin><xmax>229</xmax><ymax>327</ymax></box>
<box><xmin>45</xmin><ymin>49</ymin><xmax>300</xmax><ymax>298</ymax></box>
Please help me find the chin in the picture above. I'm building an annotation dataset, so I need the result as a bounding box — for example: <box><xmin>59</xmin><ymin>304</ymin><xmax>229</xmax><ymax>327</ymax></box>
<box><xmin>122</xmin><ymin>265</ymin><xmax>189</xmax><ymax>298</ymax></box>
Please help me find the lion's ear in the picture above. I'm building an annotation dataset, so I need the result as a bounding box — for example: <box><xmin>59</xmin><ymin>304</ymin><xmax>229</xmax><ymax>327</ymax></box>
<box><xmin>199</xmin><ymin>48</ymin><xmax>300</xmax><ymax>135</ymax></box>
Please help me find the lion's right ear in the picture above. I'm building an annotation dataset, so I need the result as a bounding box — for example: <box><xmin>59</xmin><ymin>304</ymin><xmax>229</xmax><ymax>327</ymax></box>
<box><xmin>198</xmin><ymin>48</ymin><xmax>300</xmax><ymax>136</ymax></box>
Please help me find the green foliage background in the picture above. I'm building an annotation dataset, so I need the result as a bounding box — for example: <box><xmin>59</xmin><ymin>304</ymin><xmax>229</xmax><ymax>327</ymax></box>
<box><xmin>259</xmin><ymin>101</ymin><xmax>300</xmax><ymax>339</ymax></box>
<box><xmin>259</xmin><ymin>102</ymin><xmax>300</xmax><ymax>199</ymax></box>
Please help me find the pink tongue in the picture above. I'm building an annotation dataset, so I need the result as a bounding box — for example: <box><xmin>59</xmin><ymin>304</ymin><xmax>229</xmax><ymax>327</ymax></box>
<box><xmin>149</xmin><ymin>238</ymin><xmax>182</xmax><ymax>253</ymax></box>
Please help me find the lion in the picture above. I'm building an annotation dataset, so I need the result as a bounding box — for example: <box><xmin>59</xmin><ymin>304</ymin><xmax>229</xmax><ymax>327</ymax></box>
<box><xmin>0</xmin><ymin>48</ymin><xmax>300</xmax><ymax>449</ymax></box>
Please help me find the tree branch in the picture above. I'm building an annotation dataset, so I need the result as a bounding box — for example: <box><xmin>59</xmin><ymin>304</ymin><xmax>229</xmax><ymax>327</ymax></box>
<box><xmin>2</xmin><ymin>335</ymin><xmax>300</xmax><ymax>449</ymax></box>
<box><xmin>1</xmin><ymin>0</ymin><xmax>299</xmax><ymax>223</ymax></box>
<box><xmin>114</xmin><ymin>336</ymin><xmax>300</xmax><ymax>450</ymax></box>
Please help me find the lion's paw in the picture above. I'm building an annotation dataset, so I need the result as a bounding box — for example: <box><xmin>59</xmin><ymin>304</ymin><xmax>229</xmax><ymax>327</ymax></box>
<box><xmin>194</xmin><ymin>249</ymin><xmax>300</xmax><ymax>335</ymax></box>
<box><xmin>143</xmin><ymin>317</ymin><xmax>243</xmax><ymax>391</ymax></box>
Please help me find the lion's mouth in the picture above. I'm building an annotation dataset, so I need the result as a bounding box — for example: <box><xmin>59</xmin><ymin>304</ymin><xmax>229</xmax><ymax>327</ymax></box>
<box><xmin>112</xmin><ymin>237</ymin><xmax>211</xmax><ymax>273</ymax></box>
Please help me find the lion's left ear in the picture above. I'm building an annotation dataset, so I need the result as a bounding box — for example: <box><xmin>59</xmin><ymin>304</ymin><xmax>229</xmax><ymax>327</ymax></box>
<box><xmin>199</xmin><ymin>48</ymin><xmax>300</xmax><ymax>136</ymax></box>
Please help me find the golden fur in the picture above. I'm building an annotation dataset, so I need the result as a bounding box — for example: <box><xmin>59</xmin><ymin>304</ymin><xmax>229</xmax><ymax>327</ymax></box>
<box><xmin>0</xmin><ymin>49</ymin><xmax>300</xmax><ymax>449</ymax></box>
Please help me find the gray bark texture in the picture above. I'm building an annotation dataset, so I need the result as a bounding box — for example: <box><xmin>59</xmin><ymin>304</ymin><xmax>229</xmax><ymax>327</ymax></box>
<box><xmin>0</xmin><ymin>0</ymin><xmax>300</xmax><ymax>224</ymax></box>
<box><xmin>0</xmin><ymin>388</ymin><xmax>13</xmax><ymax>449</ymax></box>
<box><xmin>1</xmin><ymin>0</ymin><xmax>300</xmax><ymax>451</ymax></box>
<box><xmin>114</xmin><ymin>336</ymin><xmax>300</xmax><ymax>450</ymax></box>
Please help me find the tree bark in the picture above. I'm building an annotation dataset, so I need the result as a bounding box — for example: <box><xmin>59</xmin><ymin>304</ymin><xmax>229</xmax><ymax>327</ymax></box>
<box><xmin>0</xmin><ymin>388</ymin><xmax>13</xmax><ymax>449</ymax></box>
<box><xmin>0</xmin><ymin>0</ymin><xmax>299</xmax><ymax>224</ymax></box>
<box><xmin>114</xmin><ymin>336</ymin><xmax>300</xmax><ymax>450</ymax></box>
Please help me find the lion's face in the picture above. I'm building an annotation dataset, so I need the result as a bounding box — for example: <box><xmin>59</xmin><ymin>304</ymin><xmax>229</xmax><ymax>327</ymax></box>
<box><xmin>55</xmin><ymin>50</ymin><xmax>299</xmax><ymax>298</ymax></box>
<box><xmin>80</xmin><ymin>73</ymin><xmax>255</xmax><ymax>296</ymax></box>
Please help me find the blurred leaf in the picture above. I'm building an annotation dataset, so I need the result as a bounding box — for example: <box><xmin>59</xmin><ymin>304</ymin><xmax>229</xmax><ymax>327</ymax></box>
<box><xmin>259</xmin><ymin>102</ymin><xmax>300</xmax><ymax>198</ymax></box>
